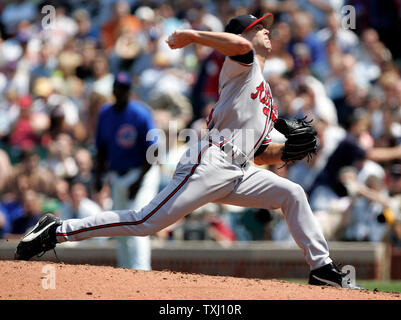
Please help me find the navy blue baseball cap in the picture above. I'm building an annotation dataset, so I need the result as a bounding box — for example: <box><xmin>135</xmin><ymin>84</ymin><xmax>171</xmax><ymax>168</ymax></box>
<box><xmin>224</xmin><ymin>13</ymin><xmax>274</xmax><ymax>34</ymax></box>
<box><xmin>114</xmin><ymin>72</ymin><xmax>132</xmax><ymax>88</ymax></box>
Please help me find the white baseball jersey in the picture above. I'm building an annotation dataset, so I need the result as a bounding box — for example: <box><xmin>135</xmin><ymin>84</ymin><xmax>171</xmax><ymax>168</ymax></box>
<box><xmin>56</xmin><ymin>51</ymin><xmax>332</xmax><ymax>271</ymax></box>
<box><xmin>207</xmin><ymin>54</ymin><xmax>278</xmax><ymax>158</ymax></box>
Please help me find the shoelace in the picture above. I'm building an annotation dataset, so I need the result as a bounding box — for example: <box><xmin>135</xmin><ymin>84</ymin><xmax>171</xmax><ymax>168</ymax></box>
<box><xmin>334</xmin><ymin>262</ymin><xmax>349</xmax><ymax>278</ymax></box>
<box><xmin>36</xmin><ymin>248</ymin><xmax>62</xmax><ymax>263</ymax></box>
<box><xmin>53</xmin><ymin>248</ymin><xmax>62</xmax><ymax>263</ymax></box>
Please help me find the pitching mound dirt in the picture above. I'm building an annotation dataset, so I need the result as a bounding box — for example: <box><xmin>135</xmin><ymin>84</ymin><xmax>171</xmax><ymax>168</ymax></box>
<box><xmin>0</xmin><ymin>260</ymin><xmax>400</xmax><ymax>300</ymax></box>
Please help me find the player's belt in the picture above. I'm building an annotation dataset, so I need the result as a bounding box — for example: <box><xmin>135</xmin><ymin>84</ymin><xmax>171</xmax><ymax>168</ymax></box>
<box><xmin>207</xmin><ymin>135</ymin><xmax>249</xmax><ymax>168</ymax></box>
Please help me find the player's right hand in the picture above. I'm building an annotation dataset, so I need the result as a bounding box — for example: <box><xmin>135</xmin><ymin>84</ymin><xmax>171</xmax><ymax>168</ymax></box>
<box><xmin>166</xmin><ymin>30</ymin><xmax>194</xmax><ymax>49</ymax></box>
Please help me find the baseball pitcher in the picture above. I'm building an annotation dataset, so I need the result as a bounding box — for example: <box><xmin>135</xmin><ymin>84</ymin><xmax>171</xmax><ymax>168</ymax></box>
<box><xmin>15</xmin><ymin>13</ymin><xmax>361</xmax><ymax>289</ymax></box>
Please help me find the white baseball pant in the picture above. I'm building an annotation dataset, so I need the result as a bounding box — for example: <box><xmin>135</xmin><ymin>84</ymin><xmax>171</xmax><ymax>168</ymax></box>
<box><xmin>56</xmin><ymin>139</ymin><xmax>332</xmax><ymax>270</ymax></box>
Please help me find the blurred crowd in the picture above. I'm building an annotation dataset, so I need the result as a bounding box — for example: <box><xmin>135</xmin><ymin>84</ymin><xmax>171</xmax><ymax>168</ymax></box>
<box><xmin>0</xmin><ymin>0</ymin><xmax>401</xmax><ymax>248</ymax></box>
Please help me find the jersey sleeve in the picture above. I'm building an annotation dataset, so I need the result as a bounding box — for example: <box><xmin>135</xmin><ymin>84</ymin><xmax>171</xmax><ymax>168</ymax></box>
<box><xmin>253</xmin><ymin>136</ymin><xmax>272</xmax><ymax>157</ymax></box>
<box><xmin>219</xmin><ymin>50</ymin><xmax>255</xmax><ymax>89</ymax></box>
<box><xmin>229</xmin><ymin>50</ymin><xmax>254</xmax><ymax>65</ymax></box>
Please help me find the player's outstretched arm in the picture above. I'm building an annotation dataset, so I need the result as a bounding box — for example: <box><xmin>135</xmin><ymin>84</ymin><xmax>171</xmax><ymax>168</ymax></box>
<box><xmin>253</xmin><ymin>142</ymin><xmax>284</xmax><ymax>166</ymax></box>
<box><xmin>166</xmin><ymin>30</ymin><xmax>252</xmax><ymax>56</ymax></box>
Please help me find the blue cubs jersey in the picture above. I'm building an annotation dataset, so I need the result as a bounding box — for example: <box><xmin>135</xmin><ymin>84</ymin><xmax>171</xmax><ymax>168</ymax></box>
<box><xmin>95</xmin><ymin>100</ymin><xmax>157</xmax><ymax>171</ymax></box>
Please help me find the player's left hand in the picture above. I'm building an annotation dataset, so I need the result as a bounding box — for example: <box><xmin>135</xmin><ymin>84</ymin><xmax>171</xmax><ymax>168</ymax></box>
<box><xmin>274</xmin><ymin>116</ymin><xmax>318</xmax><ymax>164</ymax></box>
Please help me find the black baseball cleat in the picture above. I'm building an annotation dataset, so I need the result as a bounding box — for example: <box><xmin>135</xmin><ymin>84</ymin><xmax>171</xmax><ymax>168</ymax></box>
<box><xmin>309</xmin><ymin>263</ymin><xmax>364</xmax><ymax>289</ymax></box>
<box><xmin>14</xmin><ymin>213</ymin><xmax>61</xmax><ymax>261</ymax></box>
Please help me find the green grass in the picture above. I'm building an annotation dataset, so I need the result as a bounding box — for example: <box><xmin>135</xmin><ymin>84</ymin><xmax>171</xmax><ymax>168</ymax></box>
<box><xmin>357</xmin><ymin>281</ymin><xmax>401</xmax><ymax>293</ymax></box>
<box><xmin>280</xmin><ymin>279</ymin><xmax>401</xmax><ymax>293</ymax></box>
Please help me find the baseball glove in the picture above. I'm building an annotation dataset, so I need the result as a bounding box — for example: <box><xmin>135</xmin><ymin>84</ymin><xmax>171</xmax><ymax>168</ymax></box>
<box><xmin>274</xmin><ymin>116</ymin><xmax>318</xmax><ymax>163</ymax></box>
